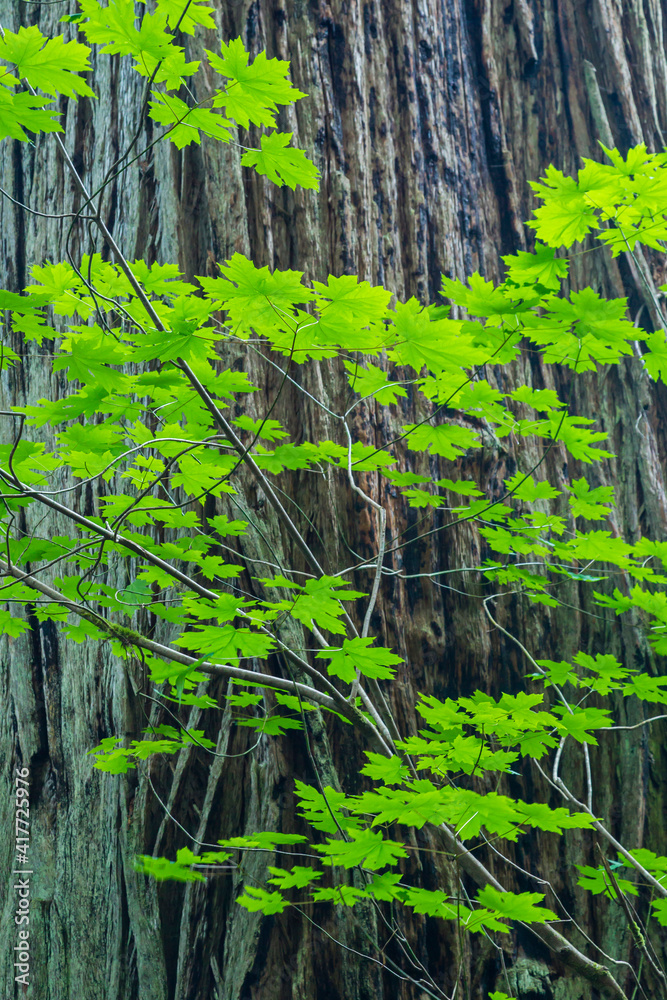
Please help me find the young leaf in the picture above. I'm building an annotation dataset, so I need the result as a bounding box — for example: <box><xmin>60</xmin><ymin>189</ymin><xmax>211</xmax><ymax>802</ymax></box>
<box><xmin>237</xmin><ymin>886</ymin><xmax>287</xmax><ymax>914</ymax></box>
<box><xmin>240</xmin><ymin>132</ymin><xmax>319</xmax><ymax>190</ymax></box>
<box><xmin>207</xmin><ymin>37</ymin><xmax>307</xmax><ymax>127</ymax></box>
<box><xmin>316</xmin><ymin>637</ymin><xmax>403</xmax><ymax>682</ymax></box>
<box><xmin>267</xmin><ymin>865</ymin><xmax>322</xmax><ymax>889</ymax></box>
<box><xmin>475</xmin><ymin>886</ymin><xmax>558</xmax><ymax>923</ymax></box>
<box><xmin>149</xmin><ymin>93</ymin><xmax>233</xmax><ymax>148</ymax></box>
<box><xmin>315</xmin><ymin>829</ymin><xmax>408</xmax><ymax>871</ymax></box>
<box><xmin>134</xmin><ymin>854</ymin><xmax>206</xmax><ymax>882</ymax></box>
<box><xmin>0</xmin><ymin>26</ymin><xmax>95</xmax><ymax>98</ymax></box>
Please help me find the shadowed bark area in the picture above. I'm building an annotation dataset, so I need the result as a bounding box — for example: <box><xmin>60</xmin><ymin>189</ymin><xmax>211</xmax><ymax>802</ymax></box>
<box><xmin>1</xmin><ymin>0</ymin><xmax>667</xmax><ymax>998</ymax></box>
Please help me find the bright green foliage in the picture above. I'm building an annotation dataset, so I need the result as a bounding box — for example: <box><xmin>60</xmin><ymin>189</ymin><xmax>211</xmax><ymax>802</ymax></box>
<box><xmin>263</xmin><ymin>577</ymin><xmax>366</xmax><ymax>635</ymax></box>
<box><xmin>208</xmin><ymin>37</ymin><xmax>306</xmax><ymax>127</ymax></box>
<box><xmin>315</xmin><ymin>829</ymin><xmax>408</xmax><ymax>870</ymax></box>
<box><xmin>0</xmin><ymin>14</ymin><xmax>666</xmax><ymax>988</ymax></box>
<box><xmin>575</xmin><ymin>864</ymin><xmax>639</xmax><ymax>900</ymax></box>
<box><xmin>88</xmin><ymin>727</ymin><xmax>216</xmax><ymax>772</ymax></box>
<box><xmin>240</xmin><ymin>131</ymin><xmax>320</xmax><ymax>190</ymax></box>
<box><xmin>0</xmin><ymin>25</ymin><xmax>95</xmax><ymax>98</ymax></box>
<box><xmin>237</xmin><ymin>886</ymin><xmax>288</xmax><ymax>914</ymax></box>
<box><xmin>134</xmin><ymin>854</ymin><xmax>205</xmax><ymax>883</ymax></box>
<box><xmin>267</xmin><ymin>865</ymin><xmax>322</xmax><ymax>889</ymax></box>
<box><xmin>0</xmin><ymin>3</ymin><xmax>317</xmax><ymax>188</ymax></box>
<box><xmin>475</xmin><ymin>887</ymin><xmax>558</xmax><ymax>923</ymax></box>
<box><xmin>148</xmin><ymin>93</ymin><xmax>234</xmax><ymax>148</ymax></box>
<box><xmin>652</xmin><ymin>899</ymin><xmax>667</xmax><ymax>927</ymax></box>
<box><xmin>569</xmin><ymin>478</ymin><xmax>615</xmax><ymax>520</ymax></box>
<box><xmin>134</xmin><ymin>845</ymin><xmax>231</xmax><ymax>882</ymax></box>
<box><xmin>316</xmin><ymin>638</ymin><xmax>403</xmax><ymax>682</ymax></box>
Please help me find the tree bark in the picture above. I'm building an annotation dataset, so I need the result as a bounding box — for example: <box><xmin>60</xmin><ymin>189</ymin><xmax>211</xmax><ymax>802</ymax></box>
<box><xmin>1</xmin><ymin>0</ymin><xmax>667</xmax><ymax>998</ymax></box>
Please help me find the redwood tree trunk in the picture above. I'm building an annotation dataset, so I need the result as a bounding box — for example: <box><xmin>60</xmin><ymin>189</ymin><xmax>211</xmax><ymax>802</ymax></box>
<box><xmin>1</xmin><ymin>1</ymin><xmax>667</xmax><ymax>998</ymax></box>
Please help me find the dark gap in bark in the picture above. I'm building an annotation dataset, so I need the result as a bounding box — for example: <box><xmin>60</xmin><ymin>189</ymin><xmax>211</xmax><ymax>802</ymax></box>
<box><xmin>11</xmin><ymin>139</ymin><xmax>25</xmax><ymax>290</ymax></box>
<box><xmin>464</xmin><ymin>0</ymin><xmax>521</xmax><ymax>256</ymax></box>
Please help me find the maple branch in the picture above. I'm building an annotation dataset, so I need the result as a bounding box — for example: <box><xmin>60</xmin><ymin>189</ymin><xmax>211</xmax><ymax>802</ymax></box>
<box><xmin>0</xmin><ymin>556</ymin><xmax>389</xmax><ymax>738</ymax></box>
<box><xmin>435</xmin><ymin>822</ymin><xmax>628</xmax><ymax>999</ymax></box>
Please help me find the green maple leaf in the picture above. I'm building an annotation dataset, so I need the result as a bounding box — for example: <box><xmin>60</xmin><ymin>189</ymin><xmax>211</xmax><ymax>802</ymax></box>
<box><xmin>575</xmin><ymin>864</ymin><xmax>638</xmax><ymax>899</ymax></box>
<box><xmin>217</xmin><ymin>832</ymin><xmax>306</xmax><ymax>850</ymax></box>
<box><xmin>558</xmin><ymin>531</ymin><xmax>632</xmax><ymax>565</ymax></box>
<box><xmin>316</xmin><ymin>637</ymin><xmax>403</xmax><ymax>682</ymax></box>
<box><xmin>207</xmin><ymin>37</ymin><xmax>307</xmax><ymax>127</ymax></box>
<box><xmin>171</xmin><ymin>452</ymin><xmax>236</xmax><ymax>495</ymax></box>
<box><xmin>388</xmin><ymin>297</ymin><xmax>488</xmax><ymax>373</ymax></box>
<box><xmin>403</xmin><ymin>422</ymin><xmax>480</xmax><ymax>459</ymax></box>
<box><xmin>66</xmin><ymin>449</ymin><xmax>116</xmax><ymax>481</ymax></box>
<box><xmin>79</xmin><ymin>2</ymin><xmax>198</xmax><ymax>87</ymax></box>
<box><xmin>541</xmin><ymin>289</ymin><xmax>638</xmax><ymax>365</ymax></box>
<box><xmin>27</xmin><ymin>260</ymin><xmax>87</xmax><ymax>315</ymax></box>
<box><xmin>436</xmin><ymin>478</ymin><xmax>484</xmax><ymax>496</ymax></box>
<box><xmin>545</xmin><ymin>414</ymin><xmax>613</xmax><ymax>462</ymax></box>
<box><xmin>286</xmin><ymin>577</ymin><xmax>365</xmax><ymax>635</ymax></box>
<box><xmin>360</xmin><ymin>753</ymin><xmax>410</xmax><ymax>784</ymax></box>
<box><xmin>622</xmin><ymin>673</ymin><xmax>667</xmax><ymax>704</ymax></box>
<box><xmin>149</xmin><ymin>93</ymin><xmax>234</xmax><ymax>147</ymax></box>
<box><xmin>79</xmin><ymin>0</ymin><xmax>171</xmax><ymax>60</ymax></box>
<box><xmin>152</xmin><ymin>0</ymin><xmax>216</xmax><ymax>33</ymax></box>
<box><xmin>203</xmin><ymin>368</ymin><xmax>257</xmax><ymax>399</ymax></box>
<box><xmin>173</xmin><ymin>624</ymin><xmax>274</xmax><ymax>661</ymax></box>
<box><xmin>0</xmin><ymin>25</ymin><xmax>95</xmax><ymax>98</ymax></box>
<box><xmin>63</xmin><ymin>619</ymin><xmax>108</xmax><ymax>643</ymax></box>
<box><xmin>367</xmin><ymin>872</ymin><xmax>404</xmax><ymax>901</ymax></box>
<box><xmin>627</xmin><ymin>850</ymin><xmax>667</xmax><ymax>877</ymax></box>
<box><xmin>199</xmin><ymin>253</ymin><xmax>313</xmax><ymax>336</ymax></box>
<box><xmin>0</xmin><ymin>610</ymin><xmax>30</xmax><ymax>638</ymax></box>
<box><xmin>316</xmin><ymin>829</ymin><xmax>408</xmax><ymax>871</ymax></box>
<box><xmin>509</xmin><ymin>386</ymin><xmax>565</xmax><ymax>412</ymax></box>
<box><xmin>651</xmin><ymin>899</ymin><xmax>667</xmax><ymax>927</ymax></box>
<box><xmin>400</xmin><ymin>887</ymin><xmax>459</xmax><ymax>920</ymax></box>
<box><xmin>294</xmin><ymin>781</ymin><xmax>361</xmax><ymax>834</ymax></box>
<box><xmin>306</xmin><ymin>279</ymin><xmax>390</xmax><ymax>351</ymax></box>
<box><xmin>400</xmin><ymin>488</ymin><xmax>445</xmax><ymax>509</ymax></box>
<box><xmin>528</xmin><ymin>164</ymin><xmax>598</xmax><ymax>246</ymax></box>
<box><xmin>476</xmin><ymin>886</ymin><xmax>557</xmax><ymax>923</ymax></box>
<box><xmin>503</xmin><ymin>472</ymin><xmax>561</xmax><ymax>502</ymax></box>
<box><xmin>553</xmin><ymin>705</ymin><xmax>613</xmax><ymax>744</ymax></box>
<box><xmin>0</xmin><ymin>440</ymin><xmax>60</xmax><ymax>486</ymax></box>
<box><xmin>310</xmin><ymin>885</ymin><xmax>368</xmax><ymax>907</ymax></box>
<box><xmin>569</xmin><ymin>477</ymin><xmax>614</xmax><ymax>520</ymax></box>
<box><xmin>502</xmin><ymin>242</ymin><xmax>569</xmax><ymax>291</ymax></box>
<box><xmin>127</xmin><ymin>259</ymin><xmax>191</xmax><ymax>296</ymax></box>
<box><xmin>441</xmin><ymin>271</ymin><xmax>516</xmax><ymax>317</ymax></box>
<box><xmin>517</xmin><ymin>802</ymin><xmax>596</xmax><ymax>833</ymax></box>
<box><xmin>236</xmin><ymin>715</ymin><xmax>304</xmax><ymax>735</ymax></box>
<box><xmin>267</xmin><ymin>866</ymin><xmax>322</xmax><ymax>889</ymax></box>
<box><xmin>135</xmin><ymin>854</ymin><xmax>205</xmax><ymax>882</ymax></box>
<box><xmin>573</xmin><ymin>652</ymin><xmax>630</xmax><ymax>695</ymax></box>
<box><xmin>208</xmin><ymin>514</ymin><xmax>249</xmax><ymax>537</ymax></box>
<box><xmin>148</xmin><ymin>48</ymin><xmax>201</xmax><ymax>90</ymax></box>
<box><xmin>53</xmin><ymin>327</ymin><xmax>132</xmax><ymax>391</ymax></box>
<box><xmin>313</xmin><ymin>274</ymin><xmax>392</xmax><ymax>325</ymax></box>
<box><xmin>344</xmin><ymin>361</ymin><xmax>408</xmax><ymax>404</ymax></box>
<box><xmin>643</xmin><ymin>331</ymin><xmax>667</xmax><ymax>381</ymax></box>
<box><xmin>233</xmin><ymin>415</ymin><xmax>288</xmax><ymax>441</ymax></box>
<box><xmin>88</xmin><ymin>741</ymin><xmax>135</xmax><ymax>773</ymax></box>
<box><xmin>0</xmin><ymin>86</ymin><xmax>62</xmax><ymax>141</ymax></box>
<box><xmin>241</xmin><ymin>131</ymin><xmax>319</xmax><ymax>190</ymax></box>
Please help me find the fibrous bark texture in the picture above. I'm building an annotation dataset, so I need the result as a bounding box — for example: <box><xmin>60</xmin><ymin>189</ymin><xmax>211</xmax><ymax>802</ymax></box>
<box><xmin>1</xmin><ymin>1</ymin><xmax>667</xmax><ymax>998</ymax></box>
